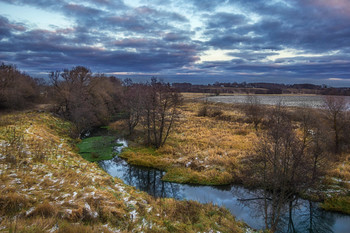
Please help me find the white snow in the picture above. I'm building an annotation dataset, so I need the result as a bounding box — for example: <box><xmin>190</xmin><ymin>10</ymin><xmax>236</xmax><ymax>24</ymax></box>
<box><xmin>130</xmin><ymin>210</ymin><xmax>138</xmax><ymax>221</ymax></box>
<box><xmin>25</xmin><ymin>207</ymin><xmax>35</xmax><ymax>216</ymax></box>
<box><xmin>44</xmin><ymin>173</ymin><xmax>53</xmax><ymax>178</ymax></box>
<box><xmin>49</xmin><ymin>225</ymin><xmax>58</xmax><ymax>233</ymax></box>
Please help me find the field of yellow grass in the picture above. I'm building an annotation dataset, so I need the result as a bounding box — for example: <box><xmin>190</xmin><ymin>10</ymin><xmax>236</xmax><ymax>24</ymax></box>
<box><xmin>119</xmin><ymin>101</ymin><xmax>258</xmax><ymax>185</ymax></box>
<box><xmin>0</xmin><ymin>111</ymin><xmax>247</xmax><ymax>232</ymax></box>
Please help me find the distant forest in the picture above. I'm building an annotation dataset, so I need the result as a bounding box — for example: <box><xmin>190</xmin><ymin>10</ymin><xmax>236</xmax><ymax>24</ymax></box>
<box><xmin>172</xmin><ymin>82</ymin><xmax>350</xmax><ymax>95</ymax></box>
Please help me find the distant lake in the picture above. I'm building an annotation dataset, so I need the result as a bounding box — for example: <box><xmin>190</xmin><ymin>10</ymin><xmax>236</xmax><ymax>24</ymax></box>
<box><xmin>207</xmin><ymin>95</ymin><xmax>350</xmax><ymax>108</ymax></box>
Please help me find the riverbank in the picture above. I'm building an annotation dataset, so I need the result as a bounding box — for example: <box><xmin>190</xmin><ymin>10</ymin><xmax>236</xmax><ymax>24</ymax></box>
<box><xmin>0</xmin><ymin>111</ymin><xmax>248</xmax><ymax>232</ymax></box>
<box><xmin>112</xmin><ymin>99</ymin><xmax>350</xmax><ymax>216</ymax></box>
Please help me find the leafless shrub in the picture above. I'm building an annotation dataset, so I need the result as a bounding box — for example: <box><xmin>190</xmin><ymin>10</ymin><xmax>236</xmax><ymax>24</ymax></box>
<box><xmin>210</xmin><ymin>109</ymin><xmax>224</xmax><ymax>117</ymax></box>
<box><xmin>197</xmin><ymin>104</ymin><xmax>209</xmax><ymax>117</ymax></box>
<box><xmin>243</xmin><ymin>95</ymin><xmax>265</xmax><ymax>131</ymax></box>
<box><xmin>0</xmin><ymin>63</ymin><xmax>40</xmax><ymax>110</ymax></box>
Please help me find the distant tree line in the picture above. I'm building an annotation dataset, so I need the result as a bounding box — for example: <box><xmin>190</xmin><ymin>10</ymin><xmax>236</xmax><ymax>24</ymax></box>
<box><xmin>172</xmin><ymin>82</ymin><xmax>350</xmax><ymax>95</ymax></box>
<box><xmin>0</xmin><ymin>63</ymin><xmax>181</xmax><ymax>148</ymax></box>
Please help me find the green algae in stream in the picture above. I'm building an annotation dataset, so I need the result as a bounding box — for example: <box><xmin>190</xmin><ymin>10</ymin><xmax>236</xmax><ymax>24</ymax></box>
<box><xmin>78</xmin><ymin>136</ymin><xmax>122</xmax><ymax>162</ymax></box>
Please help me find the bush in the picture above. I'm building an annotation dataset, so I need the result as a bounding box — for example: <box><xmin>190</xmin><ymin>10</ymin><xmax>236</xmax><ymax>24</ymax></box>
<box><xmin>197</xmin><ymin>104</ymin><xmax>224</xmax><ymax>118</ymax></box>
<box><xmin>197</xmin><ymin>105</ymin><xmax>208</xmax><ymax>117</ymax></box>
<box><xmin>210</xmin><ymin>109</ymin><xmax>223</xmax><ymax>117</ymax></box>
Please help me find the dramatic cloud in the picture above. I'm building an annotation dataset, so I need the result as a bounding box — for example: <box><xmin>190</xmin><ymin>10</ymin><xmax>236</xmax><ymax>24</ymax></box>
<box><xmin>0</xmin><ymin>0</ymin><xmax>350</xmax><ymax>86</ymax></box>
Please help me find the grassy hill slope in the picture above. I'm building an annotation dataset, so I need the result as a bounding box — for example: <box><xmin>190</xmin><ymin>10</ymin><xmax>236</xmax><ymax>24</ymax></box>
<box><xmin>0</xmin><ymin>111</ymin><xmax>247</xmax><ymax>232</ymax></box>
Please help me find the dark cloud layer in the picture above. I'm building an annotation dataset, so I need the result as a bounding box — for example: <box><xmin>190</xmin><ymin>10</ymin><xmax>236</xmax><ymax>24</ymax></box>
<box><xmin>0</xmin><ymin>0</ymin><xmax>350</xmax><ymax>86</ymax></box>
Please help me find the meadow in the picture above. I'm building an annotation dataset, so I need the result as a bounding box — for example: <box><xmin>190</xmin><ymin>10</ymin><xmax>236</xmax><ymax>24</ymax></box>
<box><xmin>117</xmin><ymin>101</ymin><xmax>257</xmax><ymax>185</ymax></box>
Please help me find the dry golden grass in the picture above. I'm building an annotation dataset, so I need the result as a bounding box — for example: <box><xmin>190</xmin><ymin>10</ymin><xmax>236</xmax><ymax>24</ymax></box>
<box><xmin>29</xmin><ymin>201</ymin><xmax>57</xmax><ymax>218</ymax></box>
<box><xmin>327</xmin><ymin>153</ymin><xmax>350</xmax><ymax>181</ymax></box>
<box><xmin>0</xmin><ymin>217</ymin><xmax>57</xmax><ymax>233</ymax></box>
<box><xmin>120</xmin><ymin>101</ymin><xmax>257</xmax><ymax>185</ymax></box>
<box><xmin>0</xmin><ymin>192</ymin><xmax>31</xmax><ymax>216</ymax></box>
<box><xmin>180</xmin><ymin>92</ymin><xmax>214</xmax><ymax>101</ymax></box>
<box><xmin>0</xmin><ymin>111</ymin><xmax>247</xmax><ymax>232</ymax></box>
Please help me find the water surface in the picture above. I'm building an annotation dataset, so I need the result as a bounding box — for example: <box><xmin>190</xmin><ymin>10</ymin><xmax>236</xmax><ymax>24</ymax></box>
<box><xmin>207</xmin><ymin>95</ymin><xmax>350</xmax><ymax>108</ymax></box>
<box><xmin>99</xmin><ymin>139</ymin><xmax>350</xmax><ymax>232</ymax></box>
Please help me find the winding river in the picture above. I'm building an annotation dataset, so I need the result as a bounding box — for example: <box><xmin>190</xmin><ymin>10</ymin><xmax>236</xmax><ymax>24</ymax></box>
<box><xmin>98</xmin><ymin>139</ymin><xmax>350</xmax><ymax>232</ymax></box>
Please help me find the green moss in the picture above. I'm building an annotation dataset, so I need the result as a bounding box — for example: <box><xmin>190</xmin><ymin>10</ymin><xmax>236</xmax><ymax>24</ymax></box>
<box><xmin>77</xmin><ymin>136</ymin><xmax>122</xmax><ymax>162</ymax></box>
<box><xmin>321</xmin><ymin>196</ymin><xmax>350</xmax><ymax>214</ymax></box>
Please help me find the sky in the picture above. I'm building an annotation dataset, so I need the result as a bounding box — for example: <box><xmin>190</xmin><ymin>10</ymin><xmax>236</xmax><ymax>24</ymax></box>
<box><xmin>1</xmin><ymin>0</ymin><xmax>350</xmax><ymax>86</ymax></box>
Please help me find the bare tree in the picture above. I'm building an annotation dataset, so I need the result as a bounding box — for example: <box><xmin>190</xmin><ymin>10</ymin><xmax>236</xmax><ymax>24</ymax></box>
<box><xmin>49</xmin><ymin>66</ymin><xmax>122</xmax><ymax>135</ymax></box>
<box><xmin>244</xmin><ymin>105</ymin><xmax>315</xmax><ymax>232</ymax></box>
<box><xmin>244</xmin><ymin>95</ymin><xmax>264</xmax><ymax>131</ymax></box>
<box><xmin>122</xmin><ymin>83</ymin><xmax>146</xmax><ymax>135</ymax></box>
<box><xmin>298</xmin><ymin>107</ymin><xmax>330</xmax><ymax>182</ymax></box>
<box><xmin>50</xmin><ymin>66</ymin><xmax>93</xmax><ymax>120</ymax></box>
<box><xmin>142</xmin><ymin>78</ymin><xmax>181</xmax><ymax>148</ymax></box>
<box><xmin>323</xmin><ymin>96</ymin><xmax>348</xmax><ymax>154</ymax></box>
